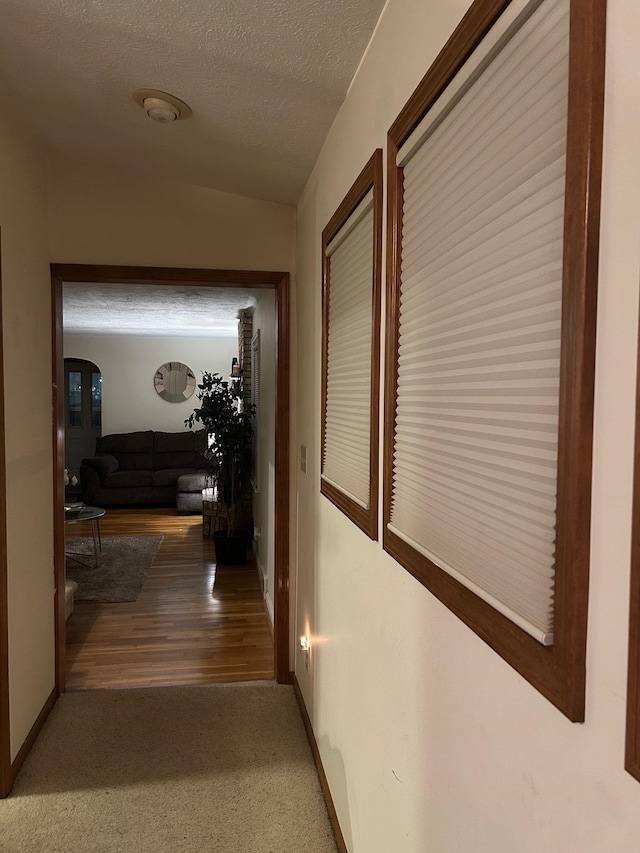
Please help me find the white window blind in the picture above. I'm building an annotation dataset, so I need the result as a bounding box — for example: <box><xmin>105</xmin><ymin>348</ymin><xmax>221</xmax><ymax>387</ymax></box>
<box><xmin>389</xmin><ymin>0</ymin><xmax>569</xmax><ymax>645</ymax></box>
<box><xmin>323</xmin><ymin>190</ymin><xmax>375</xmax><ymax>509</ymax></box>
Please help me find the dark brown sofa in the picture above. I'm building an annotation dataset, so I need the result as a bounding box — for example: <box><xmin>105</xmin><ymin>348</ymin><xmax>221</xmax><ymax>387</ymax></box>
<box><xmin>80</xmin><ymin>429</ymin><xmax>211</xmax><ymax>511</ymax></box>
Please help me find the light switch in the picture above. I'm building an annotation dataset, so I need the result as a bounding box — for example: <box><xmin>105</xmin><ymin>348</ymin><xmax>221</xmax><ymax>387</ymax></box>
<box><xmin>300</xmin><ymin>445</ymin><xmax>308</xmax><ymax>473</ymax></box>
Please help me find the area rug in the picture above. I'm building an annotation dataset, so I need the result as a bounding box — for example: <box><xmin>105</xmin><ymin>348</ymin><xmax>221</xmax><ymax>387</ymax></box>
<box><xmin>65</xmin><ymin>535</ymin><xmax>162</xmax><ymax>602</ymax></box>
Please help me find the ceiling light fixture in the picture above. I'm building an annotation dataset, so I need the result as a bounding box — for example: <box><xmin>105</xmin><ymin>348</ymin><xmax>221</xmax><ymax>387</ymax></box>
<box><xmin>132</xmin><ymin>89</ymin><xmax>192</xmax><ymax>123</ymax></box>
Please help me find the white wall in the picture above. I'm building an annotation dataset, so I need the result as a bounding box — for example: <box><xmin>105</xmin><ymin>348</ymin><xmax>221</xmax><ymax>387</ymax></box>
<box><xmin>63</xmin><ymin>332</ymin><xmax>238</xmax><ymax>437</ymax></box>
<box><xmin>47</xmin><ymin>152</ymin><xmax>296</xmax><ymax>273</ymax></box>
<box><xmin>0</xmin><ymin>86</ymin><xmax>54</xmax><ymax>761</ymax></box>
<box><xmin>251</xmin><ymin>292</ymin><xmax>277</xmax><ymax>624</ymax></box>
<box><xmin>0</xmin><ymin>138</ymin><xmax>295</xmax><ymax>769</ymax></box>
<box><xmin>294</xmin><ymin>0</ymin><xmax>640</xmax><ymax>851</ymax></box>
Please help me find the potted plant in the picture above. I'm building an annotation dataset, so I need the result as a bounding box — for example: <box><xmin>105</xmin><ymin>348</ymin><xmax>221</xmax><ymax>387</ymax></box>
<box><xmin>185</xmin><ymin>371</ymin><xmax>254</xmax><ymax>565</ymax></box>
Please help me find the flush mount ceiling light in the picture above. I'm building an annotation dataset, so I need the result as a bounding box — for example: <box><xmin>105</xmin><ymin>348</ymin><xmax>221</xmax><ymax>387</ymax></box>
<box><xmin>133</xmin><ymin>89</ymin><xmax>192</xmax><ymax>123</ymax></box>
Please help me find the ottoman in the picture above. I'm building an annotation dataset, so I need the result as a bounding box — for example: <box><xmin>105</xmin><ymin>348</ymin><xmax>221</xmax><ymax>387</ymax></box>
<box><xmin>176</xmin><ymin>473</ymin><xmax>208</xmax><ymax>515</ymax></box>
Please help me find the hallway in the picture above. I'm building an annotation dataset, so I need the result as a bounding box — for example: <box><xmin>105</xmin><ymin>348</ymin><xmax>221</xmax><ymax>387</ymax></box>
<box><xmin>1</xmin><ymin>683</ymin><xmax>337</xmax><ymax>852</ymax></box>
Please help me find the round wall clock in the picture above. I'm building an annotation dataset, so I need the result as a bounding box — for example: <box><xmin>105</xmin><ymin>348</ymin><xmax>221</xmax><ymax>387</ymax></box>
<box><xmin>154</xmin><ymin>362</ymin><xmax>196</xmax><ymax>403</ymax></box>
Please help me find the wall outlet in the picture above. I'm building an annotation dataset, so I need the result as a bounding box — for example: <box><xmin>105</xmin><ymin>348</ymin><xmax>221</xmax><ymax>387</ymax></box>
<box><xmin>300</xmin><ymin>445</ymin><xmax>307</xmax><ymax>473</ymax></box>
<box><xmin>299</xmin><ymin>635</ymin><xmax>310</xmax><ymax>671</ymax></box>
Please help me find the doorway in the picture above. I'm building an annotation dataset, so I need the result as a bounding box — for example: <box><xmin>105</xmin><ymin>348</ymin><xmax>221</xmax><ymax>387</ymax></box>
<box><xmin>51</xmin><ymin>264</ymin><xmax>291</xmax><ymax>692</ymax></box>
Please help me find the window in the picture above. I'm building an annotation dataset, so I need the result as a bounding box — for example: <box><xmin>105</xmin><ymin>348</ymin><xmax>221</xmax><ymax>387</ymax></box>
<box><xmin>384</xmin><ymin>0</ymin><xmax>605</xmax><ymax>718</ymax></box>
<box><xmin>68</xmin><ymin>371</ymin><xmax>82</xmax><ymax>428</ymax></box>
<box><xmin>321</xmin><ymin>149</ymin><xmax>383</xmax><ymax>539</ymax></box>
<box><xmin>91</xmin><ymin>371</ymin><xmax>102</xmax><ymax>429</ymax></box>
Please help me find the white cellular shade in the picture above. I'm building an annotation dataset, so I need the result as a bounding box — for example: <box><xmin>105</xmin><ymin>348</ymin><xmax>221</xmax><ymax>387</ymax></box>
<box><xmin>323</xmin><ymin>193</ymin><xmax>375</xmax><ymax>509</ymax></box>
<box><xmin>389</xmin><ymin>0</ymin><xmax>569</xmax><ymax>644</ymax></box>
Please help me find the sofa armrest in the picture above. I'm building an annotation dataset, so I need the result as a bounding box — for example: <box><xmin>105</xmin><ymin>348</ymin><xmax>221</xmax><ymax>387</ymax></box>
<box><xmin>80</xmin><ymin>454</ymin><xmax>119</xmax><ymax>502</ymax></box>
<box><xmin>82</xmin><ymin>453</ymin><xmax>119</xmax><ymax>482</ymax></box>
<box><xmin>79</xmin><ymin>464</ymin><xmax>99</xmax><ymax>504</ymax></box>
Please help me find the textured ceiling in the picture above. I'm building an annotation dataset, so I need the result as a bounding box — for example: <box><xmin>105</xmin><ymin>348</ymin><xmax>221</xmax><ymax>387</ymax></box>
<box><xmin>63</xmin><ymin>282</ymin><xmax>257</xmax><ymax>337</ymax></box>
<box><xmin>0</xmin><ymin>0</ymin><xmax>385</xmax><ymax>204</ymax></box>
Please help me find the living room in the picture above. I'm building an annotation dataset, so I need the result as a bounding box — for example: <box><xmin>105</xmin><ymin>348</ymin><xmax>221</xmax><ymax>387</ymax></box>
<box><xmin>61</xmin><ymin>279</ymin><xmax>278</xmax><ymax>689</ymax></box>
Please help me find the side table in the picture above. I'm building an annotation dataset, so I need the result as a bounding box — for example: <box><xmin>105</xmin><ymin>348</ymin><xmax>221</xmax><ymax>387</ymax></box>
<box><xmin>65</xmin><ymin>505</ymin><xmax>106</xmax><ymax>568</ymax></box>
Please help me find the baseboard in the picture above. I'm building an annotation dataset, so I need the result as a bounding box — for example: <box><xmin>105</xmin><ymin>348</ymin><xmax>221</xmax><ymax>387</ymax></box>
<box><xmin>9</xmin><ymin>686</ymin><xmax>57</xmax><ymax>792</ymax></box>
<box><xmin>292</xmin><ymin>673</ymin><xmax>348</xmax><ymax>853</ymax></box>
<box><xmin>255</xmin><ymin>553</ymin><xmax>274</xmax><ymax>636</ymax></box>
<box><xmin>264</xmin><ymin>592</ymin><xmax>274</xmax><ymax>635</ymax></box>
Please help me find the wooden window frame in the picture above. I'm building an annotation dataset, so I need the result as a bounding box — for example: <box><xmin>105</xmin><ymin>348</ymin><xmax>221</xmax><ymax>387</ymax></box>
<box><xmin>321</xmin><ymin>149</ymin><xmax>383</xmax><ymax>539</ymax></box>
<box><xmin>384</xmin><ymin>0</ymin><xmax>606</xmax><ymax>720</ymax></box>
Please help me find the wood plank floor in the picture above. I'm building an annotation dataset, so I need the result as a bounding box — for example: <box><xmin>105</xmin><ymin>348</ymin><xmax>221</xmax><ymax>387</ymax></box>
<box><xmin>65</xmin><ymin>508</ymin><xmax>274</xmax><ymax>690</ymax></box>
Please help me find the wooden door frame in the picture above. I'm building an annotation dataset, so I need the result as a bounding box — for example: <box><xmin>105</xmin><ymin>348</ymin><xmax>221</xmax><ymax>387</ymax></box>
<box><xmin>0</xmin><ymin>233</ymin><xmax>10</xmax><ymax>798</ymax></box>
<box><xmin>51</xmin><ymin>264</ymin><xmax>291</xmax><ymax>691</ymax></box>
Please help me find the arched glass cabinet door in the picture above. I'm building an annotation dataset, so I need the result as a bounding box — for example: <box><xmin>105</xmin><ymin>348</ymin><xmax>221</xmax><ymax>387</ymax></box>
<box><xmin>64</xmin><ymin>358</ymin><xmax>102</xmax><ymax>484</ymax></box>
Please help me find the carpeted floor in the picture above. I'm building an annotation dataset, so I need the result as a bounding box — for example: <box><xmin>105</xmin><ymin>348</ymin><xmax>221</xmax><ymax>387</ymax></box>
<box><xmin>66</xmin><ymin>535</ymin><xmax>163</xmax><ymax>602</ymax></box>
<box><xmin>1</xmin><ymin>683</ymin><xmax>337</xmax><ymax>853</ymax></box>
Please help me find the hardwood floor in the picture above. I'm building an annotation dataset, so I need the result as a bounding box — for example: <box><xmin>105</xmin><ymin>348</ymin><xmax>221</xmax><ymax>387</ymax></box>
<box><xmin>65</xmin><ymin>508</ymin><xmax>274</xmax><ymax>690</ymax></box>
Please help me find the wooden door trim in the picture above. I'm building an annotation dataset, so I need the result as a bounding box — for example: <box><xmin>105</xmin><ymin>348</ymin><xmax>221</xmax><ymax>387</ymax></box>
<box><xmin>50</xmin><ymin>263</ymin><xmax>291</xmax><ymax>687</ymax></box>
<box><xmin>52</xmin><ymin>277</ymin><xmax>65</xmax><ymax>693</ymax></box>
<box><xmin>0</xmin><ymin>231</ymin><xmax>11</xmax><ymax>797</ymax></box>
<box><xmin>626</xmin><ymin>299</ymin><xmax>640</xmax><ymax>780</ymax></box>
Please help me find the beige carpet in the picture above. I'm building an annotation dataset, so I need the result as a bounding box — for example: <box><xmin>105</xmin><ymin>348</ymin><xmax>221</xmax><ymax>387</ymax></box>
<box><xmin>1</xmin><ymin>683</ymin><xmax>337</xmax><ymax>853</ymax></box>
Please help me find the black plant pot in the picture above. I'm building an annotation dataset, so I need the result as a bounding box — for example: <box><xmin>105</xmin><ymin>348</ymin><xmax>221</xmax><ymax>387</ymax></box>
<box><xmin>212</xmin><ymin>529</ymin><xmax>248</xmax><ymax>566</ymax></box>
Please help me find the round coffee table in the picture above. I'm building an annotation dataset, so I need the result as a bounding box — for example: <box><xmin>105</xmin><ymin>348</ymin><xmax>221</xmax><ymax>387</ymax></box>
<box><xmin>65</xmin><ymin>505</ymin><xmax>106</xmax><ymax>568</ymax></box>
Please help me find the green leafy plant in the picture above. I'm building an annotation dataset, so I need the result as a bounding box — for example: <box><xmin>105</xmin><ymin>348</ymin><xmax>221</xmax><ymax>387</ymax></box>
<box><xmin>185</xmin><ymin>372</ymin><xmax>254</xmax><ymax>536</ymax></box>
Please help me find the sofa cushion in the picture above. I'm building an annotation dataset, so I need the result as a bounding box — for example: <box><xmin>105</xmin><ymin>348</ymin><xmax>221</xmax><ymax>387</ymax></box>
<box><xmin>115</xmin><ymin>452</ymin><xmax>154</xmax><ymax>471</ymax></box>
<box><xmin>103</xmin><ymin>470</ymin><xmax>153</xmax><ymax>488</ymax></box>
<box><xmin>194</xmin><ymin>430</ymin><xmax>208</xmax><ymax>455</ymax></box>
<box><xmin>152</xmin><ymin>468</ymin><xmax>197</xmax><ymax>488</ymax></box>
<box><xmin>154</xmin><ymin>431</ymin><xmax>196</xmax><ymax>453</ymax></box>
<box><xmin>154</xmin><ymin>450</ymin><xmax>200</xmax><ymax>470</ymax></box>
<box><xmin>96</xmin><ymin>431</ymin><xmax>154</xmax><ymax>471</ymax></box>
<box><xmin>97</xmin><ymin>430</ymin><xmax>154</xmax><ymax>454</ymax></box>
<box><xmin>153</xmin><ymin>430</ymin><xmax>209</xmax><ymax>471</ymax></box>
